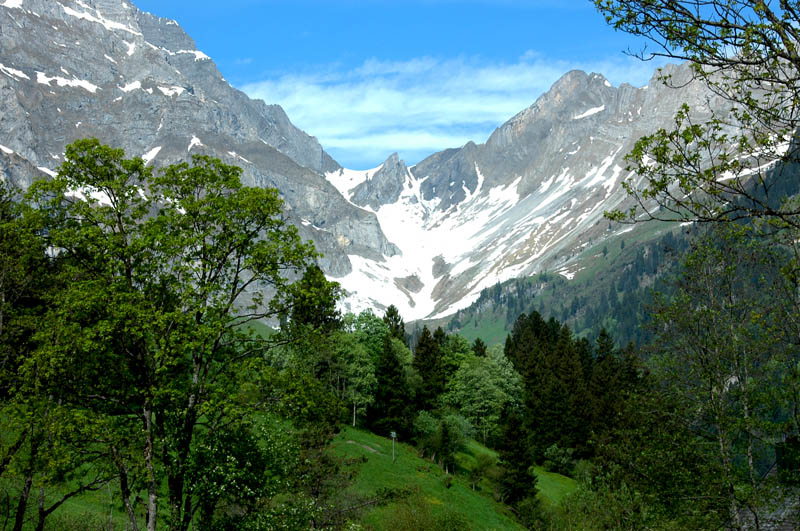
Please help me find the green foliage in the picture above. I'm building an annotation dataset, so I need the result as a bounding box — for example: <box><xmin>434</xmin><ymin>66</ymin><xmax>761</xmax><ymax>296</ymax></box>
<box><xmin>641</xmin><ymin>225</ymin><xmax>788</xmax><ymax>524</ymax></box>
<box><xmin>367</xmin><ymin>337</ymin><xmax>414</xmax><ymax>438</ymax></box>
<box><xmin>595</xmin><ymin>0</ymin><xmax>800</xmax><ymax>228</ymax></box>
<box><xmin>412</xmin><ymin>326</ymin><xmax>445</xmax><ymax>411</ymax></box>
<box><xmin>289</xmin><ymin>264</ymin><xmax>342</xmax><ymax>332</ymax></box>
<box><xmin>443</xmin><ymin>347</ymin><xmax>522</xmax><ymax>445</ymax></box>
<box><xmin>6</xmin><ymin>139</ymin><xmax>335</xmax><ymax>530</ymax></box>
<box><xmin>542</xmin><ymin>445</ymin><xmax>575</xmax><ymax>477</ymax></box>
<box><xmin>471</xmin><ymin>337</ymin><xmax>487</xmax><ymax>357</ymax></box>
<box><xmin>382</xmin><ymin>304</ymin><xmax>406</xmax><ymax>345</ymax></box>
<box><xmin>497</xmin><ymin>407</ymin><xmax>538</xmax><ymax>506</ymax></box>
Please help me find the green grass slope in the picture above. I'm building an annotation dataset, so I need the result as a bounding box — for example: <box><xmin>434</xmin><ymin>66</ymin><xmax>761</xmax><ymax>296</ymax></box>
<box><xmin>333</xmin><ymin>427</ymin><xmax>577</xmax><ymax>529</ymax></box>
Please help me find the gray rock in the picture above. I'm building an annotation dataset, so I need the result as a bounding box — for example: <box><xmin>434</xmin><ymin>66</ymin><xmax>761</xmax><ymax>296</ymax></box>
<box><xmin>0</xmin><ymin>0</ymin><xmax>395</xmax><ymax>278</ymax></box>
<box><xmin>350</xmin><ymin>152</ymin><xmax>409</xmax><ymax>210</ymax></box>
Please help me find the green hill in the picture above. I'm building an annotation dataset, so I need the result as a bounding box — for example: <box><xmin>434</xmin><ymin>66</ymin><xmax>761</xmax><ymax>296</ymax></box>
<box><xmin>332</xmin><ymin>427</ymin><xmax>577</xmax><ymax>529</ymax></box>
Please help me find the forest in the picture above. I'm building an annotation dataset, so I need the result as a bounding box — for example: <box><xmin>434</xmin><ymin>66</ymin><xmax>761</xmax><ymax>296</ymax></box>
<box><xmin>5</xmin><ymin>0</ymin><xmax>800</xmax><ymax>529</ymax></box>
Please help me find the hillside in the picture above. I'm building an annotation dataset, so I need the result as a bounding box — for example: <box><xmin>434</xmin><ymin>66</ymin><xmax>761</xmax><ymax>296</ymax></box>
<box><xmin>332</xmin><ymin>427</ymin><xmax>576</xmax><ymax>529</ymax></box>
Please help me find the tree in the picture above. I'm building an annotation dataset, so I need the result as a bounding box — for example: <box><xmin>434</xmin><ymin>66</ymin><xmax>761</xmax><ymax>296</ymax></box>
<box><xmin>647</xmin><ymin>225</ymin><xmax>786</xmax><ymax>526</ymax></box>
<box><xmin>368</xmin><ymin>337</ymin><xmax>414</xmax><ymax>438</ymax></box>
<box><xmin>338</xmin><ymin>333</ymin><xmax>377</xmax><ymax>427</ymax></box>
<box><xmin>413</xmin><ymin>326</ymin><xmax>445</xmax><ymax>411</ymax></box>
<box><xmin>471</xmin><ymin>337</ymin><xmax>488</xmax><ymax>357</ymax></box>
<box><xmin>24</xmin><ymin>139</ymin><xmax>330</xmax><ymax>531</ymax></box>
<box><xmin>382</xmin><ymin>304</ymin><xmax>406</xmax><ymax>345</ymax></box>
<box><xmin>289</xmin><ymin>264</ymin><xmax>342</xmax><ymax>332</ymax></box>
<box><xmin>597</xmin><ymin>0</ymin><xmax>800</xmax><ymax>228</ymax></box>
<box><xmin>443</xmin><ymin>347</ymin><xmax>522</xmax><ymax>445</ymax></box>
<box><xmin>497</xmin><ymin>406</ymin><xmax>540</xmax><ymax>520</ymax></box>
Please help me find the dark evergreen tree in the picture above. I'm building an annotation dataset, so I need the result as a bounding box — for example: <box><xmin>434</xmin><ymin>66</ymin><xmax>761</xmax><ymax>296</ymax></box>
<box><xmin>497</xmin><ymin>406</ymin><xmax>539</xmax><ymax>517</ymax></box>
<box><xmin>367</xmin><ymin>337</ymin><xmax>413</xmax><ymax>438</ymax></box>
<box><xmin>413</xmin><ymin>326</ymin><xmax>444</xmax><ymax>411</ymax></box>
<box><xmin>382</xmin><ymin>304</ymin><xmax>406</xmax><ymax>345</ymax></box>
<box><xmin>471</xmin><ymin>337</ymin><xmax>488</xmax><ymax>358</ymax></box>
<box><xmin>505</xmin><ymin>312</ymin><xmax>592</xmax><ymax>458</ymax></box>
<box><xmin>433</xmin><ymin>326</ymin><xmax>447</xmax><ymax>347</ymax></box>
<box><xmin>588</xmin><ymin>328</ymin><xmax>622</xmax><ymax>440</ymax></box>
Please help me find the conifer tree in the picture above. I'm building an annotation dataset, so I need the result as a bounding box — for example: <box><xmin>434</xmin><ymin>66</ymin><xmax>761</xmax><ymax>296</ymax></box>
<box><xmin>497</xmin><ymin>407</ymin><xmax>539</xmax><ymax>507</ymax></box>
<box><xmin>382</xmin><ymin>304</ymin><xmax>406</xmax><ymax>345</ymax></box>
<box><xmin>472</xmin><ymin>337</ymin><xmax>488</xmax><ymax>358</ymax></box>
<box><xmin>413</xmin><ymin>326</ymin><xmax>445</xmax><ymax>411</ymax></box>
<box><xmin>367</xmin><ymin>337</ymin><xmax>413</xmax><ymax>438</ymax></box>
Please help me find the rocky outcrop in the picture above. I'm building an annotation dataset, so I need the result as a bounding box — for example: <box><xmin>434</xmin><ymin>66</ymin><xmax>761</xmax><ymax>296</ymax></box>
<box><xmin>350</xmin><ymin>153</ymin><xmax>409</xmax><ymax>210</ymax></box>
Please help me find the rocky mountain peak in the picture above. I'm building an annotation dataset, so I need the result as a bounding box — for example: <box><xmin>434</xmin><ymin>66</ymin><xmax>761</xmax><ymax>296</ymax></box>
<box><xmin>350</xmin><ymin>152</ymin><xmax>410</xmax><ymax>210</ymax></box>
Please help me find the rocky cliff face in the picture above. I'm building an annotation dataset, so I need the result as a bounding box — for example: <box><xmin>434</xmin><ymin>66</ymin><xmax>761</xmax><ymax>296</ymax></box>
<box><xmin>0</xmin><ymin>0</ymin><xmax>398</xmax><ymax>276</ymax></box>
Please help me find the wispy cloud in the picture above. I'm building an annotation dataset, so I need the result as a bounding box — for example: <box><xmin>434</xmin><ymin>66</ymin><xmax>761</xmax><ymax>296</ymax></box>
<box><xmin>241</xmin><ymin>53</ymin><xmax>663</xmax><ymax>169</ymax></box>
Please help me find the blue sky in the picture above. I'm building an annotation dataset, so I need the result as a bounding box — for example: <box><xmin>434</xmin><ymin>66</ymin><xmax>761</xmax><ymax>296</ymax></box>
<box><xmin>134</xmin><ymin>0</ymin><xmax>662</xmax><ymax>169</ymax></box>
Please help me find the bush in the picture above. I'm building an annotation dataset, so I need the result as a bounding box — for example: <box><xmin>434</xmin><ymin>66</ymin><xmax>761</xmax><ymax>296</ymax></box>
<box><xmin>542</xmin><ymin>444</ymin><xmax>575</xmax><ymax>476</ymax></box>
<box><xmin>516</xmin><ymin>495</ymin><xmax>547</xmax><ymax>529</ymax></box>
<box><xmin>572</xmin><ymin>459</ymin><xmax>595</xmax><ymax>484</ymax></box>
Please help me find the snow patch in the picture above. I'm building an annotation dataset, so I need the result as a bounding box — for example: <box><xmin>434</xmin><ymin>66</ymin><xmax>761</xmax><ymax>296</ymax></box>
<box><xmin>37</xmin><ymin>166</ymin><xmax>57</xmax><ymax>177</ymax></box>
<box><xmin>61</xmin><ymin>4</ymin><xmax>141</xmax><ymax>35</ymax></box>
<box><xmin>227</xmin><ymin>151</ymin><xmax>252</xmax><ymax>164</ymax></box>
<box><xmin>119</xmin><ymin>80</ymin><xmax>141</xmax><ymax>92</ymax></box>
<box><xmin>0</xmin><ymin>63</ymin><xmax>28</xmax><ymax>80</ymax></box>
<box><xmin>141</xmin><ymin>146</ymin><xmax>161</xmax><ymax>165</ymax></box>
<box><xmin>157</xmin><ymin>85</ymin><xmax>184</xmax><ymax>97</ymax></box>
<box><xmin>324</xmin><ymin>164</ymin><xmax>383</xmax><ymax>201</ymax></box>
<box><xmin>66</xmin><ymin>186</ymin><xmax>111</xmax><ymax>206</ymax></box>
<box><xmin>124</xmin><ymin>41</ymin><xmax>136</xmax><ymax>56</ymax></box>
<box><xmin>177</xmin><ymin>49</ymin><xmax>210</xmax><ymax>61</ymax></box>
<box><xmin>1</xmin><ymin>0</ymin><xmax>23</xmax><ymax>9</ymax></box>
<box><xmin>36</xmin><ymin>71</ymin><xmax>99</xmax><ymax>93</ymax></box>
<box><xmin>188</xmin><ymin>136</ymin><xmax>203</xmax><ymax>152</ymax></box>
<box><xmin>104</xmin><ymin>54</ymin><xmax>117</xmax><ymax>64</ymax></box>
<box><xmin>0</xmin><ymin>144</ymin><xmax>13</xmax><ymax>154</ymax></box>
<box><xmin>573</xmin><ymin>105</ymin><xmax>605</xmax><ymax>120</ymax></box>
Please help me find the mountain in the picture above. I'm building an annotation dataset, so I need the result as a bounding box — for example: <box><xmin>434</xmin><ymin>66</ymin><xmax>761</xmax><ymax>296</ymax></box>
<box><xmin>0</xmin><ymin>0</ymin><xmax>398</xmax><ymax>278</ymax></box>
<box><xmin>328</xmin><ymin>64</ymin><xmax>729</xmax><ymax>320</ymax></box>
<box><xmin>0</xmin><ymin>0</ymin><xmax>733</xmax><ymax>322</ymax></box>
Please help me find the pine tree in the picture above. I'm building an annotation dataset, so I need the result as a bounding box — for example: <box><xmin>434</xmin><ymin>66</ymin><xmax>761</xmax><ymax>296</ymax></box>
<box><xmin>433</xmin><ymin>326</ymin><xmax>447</xmax><ymax>347</ymax></box>
<box><xmin>471</xmin><ymin>337</ymin><xmax>488</xmax><ymax>358</ymax></box>
<box><xmin>413</xmin><ymin>326</ymin><xmax>444</xmax><ymax>411</ymax></box>
<box><xmin>367</xmin><ymin>337</ymin><xmax>413</xmax><ymax>438</ymax></box>
<box><xmin>497</xmin><ymin>407</ymin><xmax>538</xmax><ymax>506</ymax></box>
<box><xmin>382</xmin><ymin>304</ymin><xmax>406</xmax><ymax>345</ymax></box>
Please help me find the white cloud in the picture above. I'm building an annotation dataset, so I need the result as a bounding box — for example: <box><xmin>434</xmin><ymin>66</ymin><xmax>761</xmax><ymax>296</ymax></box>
<box><xmin>241</xmin><ymin>53</ymin><xmax>664</xmax><ymax>169</ymax></box>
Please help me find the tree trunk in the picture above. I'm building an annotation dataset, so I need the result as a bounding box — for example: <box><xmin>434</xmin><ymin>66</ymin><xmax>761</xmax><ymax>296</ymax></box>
<box><xmin>143</xmin><ymin>406</ymin><xmax>157</xmax><ymax>531</ymax></box>
<box><xmin>112</xmin><ymin>445</ymin><xmax>139</xmax><ymax>531</ymax></box>
<box><xmin>11</xmin><ymin>474</ymin><xmax>32</xmax><ymax>531</ymax></box>
<box><xmin>352</xmin><ymin>402</ymin><xmax>356</xmax><ymax>427</ymax></box>
<box><xmin>12</xmin><ymin>424</ymin><xmax>40</xmax><ymax>531</ymax></box>
<box><xmin>34</xmin><ymin>486</ymin><xmax>45</xmax><ymax>531</ymax></box>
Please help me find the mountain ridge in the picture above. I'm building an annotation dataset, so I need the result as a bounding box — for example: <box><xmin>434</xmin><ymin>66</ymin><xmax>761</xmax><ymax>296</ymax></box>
<box><xmin>329</xmin><ymin>63</ymin><xmax>728</xmax><ymax>320</ymax></box>
<box><xmin>0</xmin><ymin>0</ymin><xmax>735</xmax><ymax>321</ymax></box>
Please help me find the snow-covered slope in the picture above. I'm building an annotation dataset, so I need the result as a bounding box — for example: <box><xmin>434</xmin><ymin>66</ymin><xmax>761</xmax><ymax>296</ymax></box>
<box><xmin>326</xmin><ymin>65</ymin><xmax>733</xmax><ymax>320</ymax></box>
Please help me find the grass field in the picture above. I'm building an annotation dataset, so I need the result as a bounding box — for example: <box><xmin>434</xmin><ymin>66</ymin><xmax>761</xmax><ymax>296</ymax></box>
<box><xmin>332</xmin><ymin>427</ymin><xmax>577</xmax><ymax>530</ymax></box>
